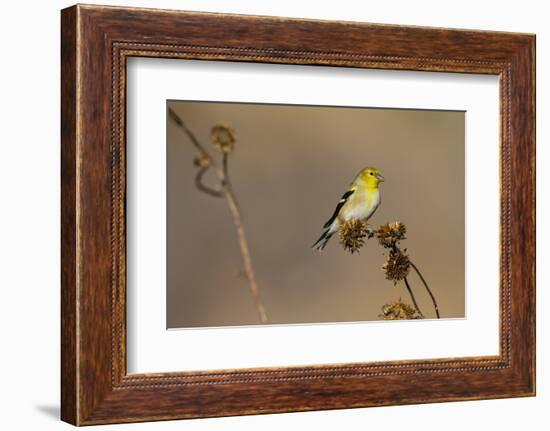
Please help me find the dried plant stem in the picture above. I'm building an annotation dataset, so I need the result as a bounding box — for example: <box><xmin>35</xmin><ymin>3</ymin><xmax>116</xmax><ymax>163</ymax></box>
<box><xmin>168</xmin><ymin>108</ymin><xmax>204</xmax><ymax>151</ymax></box>
<box><xmin>195</xmin><ymin>167</ymin><xmax>224</xmax><ymax>197</ymax></box>
<box><xmin>223</xmin><ymin>187</ymin><xmax>268</xmax><ymax>323</ymax></box>
<box><xmin>410</xmin><ymin>260</ymin><xmax>440</xmax><ymax>319</ymax></box>
<box><xmin>403</xmin><ymin>277</ymin><xmax>424</xmax><ymax>318</ymax></box>
<box><xmin>169</xmin><ymin>108</ymin><xmax>268</xmax><ymax>323</ymax></box>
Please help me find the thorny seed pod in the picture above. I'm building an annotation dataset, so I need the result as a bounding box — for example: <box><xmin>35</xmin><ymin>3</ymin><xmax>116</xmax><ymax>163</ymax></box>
<box><xmin>339</xmin><ymin>219</ymin><xmax>368</xmax><ymax>254</ymax></box>
<box><xmin>379</xmin><ymin>298</ymin><xmax>420</xmax><ymax>320</ymax></box>
<box><xmin>382</xmin><ymin>249</ymin><xmax>410</xmax><ymax>282</ymax></box>
<box><xmin>376</xmin><ymin>221</ymin><xmax>407</xmax><ymax>248</ymax></box>
<box><xmin>210</xmin><ymin>125</ymin><xmax>236</xmax><ymax>153</ymax></box>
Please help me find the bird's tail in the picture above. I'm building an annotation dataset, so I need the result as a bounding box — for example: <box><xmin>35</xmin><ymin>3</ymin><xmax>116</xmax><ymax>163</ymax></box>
<box><xmin>312</xmin><ymin>228</ymin><xmax>335</xmax><ymax>251</ymax></box>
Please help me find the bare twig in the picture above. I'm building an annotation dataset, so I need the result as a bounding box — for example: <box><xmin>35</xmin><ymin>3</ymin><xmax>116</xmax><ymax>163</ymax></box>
<box><xmin>195</xmin><ymin>167</ymin><xmax>224</xmax><ymax>198</ymax></box>
<box><xmin>219</xmin><ymin>150</ymin><xmax>266</xmax><ymax>322</ymax></box>
<box><xmin>223</xmin><ymin>185</ymin><xmax>268</xmax><ymax>323</ymax></box>
<box><xmin>222</xmin><ymin>152</ymin><xmax>230</xmax><ymax>188</ymax></box>
<box><xmin>403</xmin><ymin>277</ymin><xmax>424</xmax><ymax>318</ymax></box>
<box><xmin>169</xmin><ymin>108</ymin><xmax>268</xmax><ymax>323</ymax></box>
<box><xmin>168</xmin><ymin>108</ymin><xmax>206</xmax><ymax>153</ymax></box>
<box><xmin>410</xmin><ymin>260</ymin><xmax>440</xmax><ymax>319</ymax></box>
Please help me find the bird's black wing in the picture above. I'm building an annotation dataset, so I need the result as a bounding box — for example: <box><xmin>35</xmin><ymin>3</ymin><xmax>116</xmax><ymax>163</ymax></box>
<box><xmin>323</xmin><ymin>189</ymin><xmax>355</xmax><ymax>228</ymax></box>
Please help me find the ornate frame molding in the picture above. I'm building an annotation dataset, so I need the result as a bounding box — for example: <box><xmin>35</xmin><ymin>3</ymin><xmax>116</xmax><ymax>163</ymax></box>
<box><xmin>61</xmin><ymin>5</ymin><xmax>535</xmax><ymax>425</ymax></box>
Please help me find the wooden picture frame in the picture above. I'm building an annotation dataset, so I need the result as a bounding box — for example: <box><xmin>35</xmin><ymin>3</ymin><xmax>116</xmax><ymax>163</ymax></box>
<box><xmin>61</xmin><ymin>4</ymin><xmax>535</xmax><ymax>425</ymax></box>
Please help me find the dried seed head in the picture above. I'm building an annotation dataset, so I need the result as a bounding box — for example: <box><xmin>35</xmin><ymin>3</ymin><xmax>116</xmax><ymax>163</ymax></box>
<box><xmin>376</xmin><ymin>221</ymin><xmax>407</xmax><ymax>248</ymax></box>
<box><xmin>382</xmin><ymin>249</ymin><xmax>410</xmax><ymax>282</ymax></box>
<box><xmin>210</xmin><ymin>125</ymin><xmax>236</xmax><ymax>153</ymax></box>
<box><xmin>193</xmin><ymin>152</ymin><xmax>212</xmax><ymax>168</ymax></box>
<box><xmin>339</xmin><ymin>219</ymin><xmax>368</xmax><ymax>254</ymax></box>
<box><xmin>379</xmin><ymin>298</ymin><xmax>420</xmax><ymax>320</ymax></box>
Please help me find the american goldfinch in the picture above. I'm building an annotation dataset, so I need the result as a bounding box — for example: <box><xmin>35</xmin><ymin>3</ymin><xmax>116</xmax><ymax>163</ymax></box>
<box><xmin>312</xmin><ymin>167</ymin><xmax>384</xmax><ymax>251</ymax></box>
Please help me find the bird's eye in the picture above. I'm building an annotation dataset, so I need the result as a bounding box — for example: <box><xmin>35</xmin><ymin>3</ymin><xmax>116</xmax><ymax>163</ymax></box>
<box><xmin>369</xmin><ymin>172</ymin><xmax>374</xmax><ymax>176</ymax></box>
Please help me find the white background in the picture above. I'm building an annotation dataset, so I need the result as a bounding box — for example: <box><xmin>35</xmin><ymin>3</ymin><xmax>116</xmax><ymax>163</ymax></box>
<box><xmin>0</xmin><ymin>0</ymin><xmax>546</xmax><ymax>430</ymax></box>
<box><xmin>127</xmin><ymin>60</ymin><xmax>499</xmax><ymax>373</ymax></box>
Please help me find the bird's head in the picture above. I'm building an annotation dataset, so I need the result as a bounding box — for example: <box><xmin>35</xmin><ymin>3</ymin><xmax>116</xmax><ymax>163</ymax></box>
<box><xmin>356</xmin><ymin>167</ymin><xmax>385</xmax><ymax>188</ymax></box>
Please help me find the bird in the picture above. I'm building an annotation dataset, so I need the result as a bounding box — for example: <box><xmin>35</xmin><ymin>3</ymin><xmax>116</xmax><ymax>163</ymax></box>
<box><xmin>312</xmin><ymin>167</ymin><xmax>384</xmax><ymax>251</ymax></box>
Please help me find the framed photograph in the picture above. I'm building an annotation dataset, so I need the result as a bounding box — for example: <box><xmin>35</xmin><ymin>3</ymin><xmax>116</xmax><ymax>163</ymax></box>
<box><xmin>61</xmin><ymin>4</ymin><xmax>535</xmax><ymax>425</ymax></box>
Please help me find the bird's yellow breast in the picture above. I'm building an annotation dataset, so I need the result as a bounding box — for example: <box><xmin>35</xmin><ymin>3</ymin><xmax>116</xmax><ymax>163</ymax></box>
<box><xmin>339</xmin><ymin>188</ymin><xmax>380</xmax><ymax>222</ymax></box>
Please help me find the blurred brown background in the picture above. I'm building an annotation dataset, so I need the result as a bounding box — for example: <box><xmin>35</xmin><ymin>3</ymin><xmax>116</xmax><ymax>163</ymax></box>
<box><xmin>167</xmin><ymin>101</ymin><xmax>465</xmax><ymax>328</ymax></box>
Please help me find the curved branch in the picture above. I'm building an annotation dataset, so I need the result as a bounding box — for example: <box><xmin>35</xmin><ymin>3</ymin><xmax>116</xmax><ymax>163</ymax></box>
<box><xmin>224</xmin><ymin>187</ymin><xmax>268</xmax><ymax>323</ymax></box>
<box><xmin>168</xmin><ymin>108</ymin><xmax>209</xmax><ymax>154</ymax></box>
<box><xmin>195</xmin><ymin>167</ymin><xmax>224</xmax><ymax>198</ymax></box>
<box><xmin>219</xmin><ymin>152</ymin><xmax>265</xmax><ymax>321</ymax></box>
<box><xmin>170</xmin><ymin>110</ymin><xmax>268</xmax><ymax>323</ymax></box>
<box><xmin>403</xmin><ymin>277</ymin><xmax>424</xmax><ymax>318</ymax></box>
<box><xmin>169</xmin><ymin>108</ymin><xmax>227</xmax><ymax>184</ymax></box>
<box><xmin>410</xmin><ymin>260</ymin><xmax>440</xmax><ymax>319</ymax></box>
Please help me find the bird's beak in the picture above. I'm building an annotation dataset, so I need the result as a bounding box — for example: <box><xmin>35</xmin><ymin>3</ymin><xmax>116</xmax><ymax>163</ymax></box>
<box><xmin>376</xmin><ymin>173</ymin><xmax>385</xmax><ymax>182</ymax></box>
